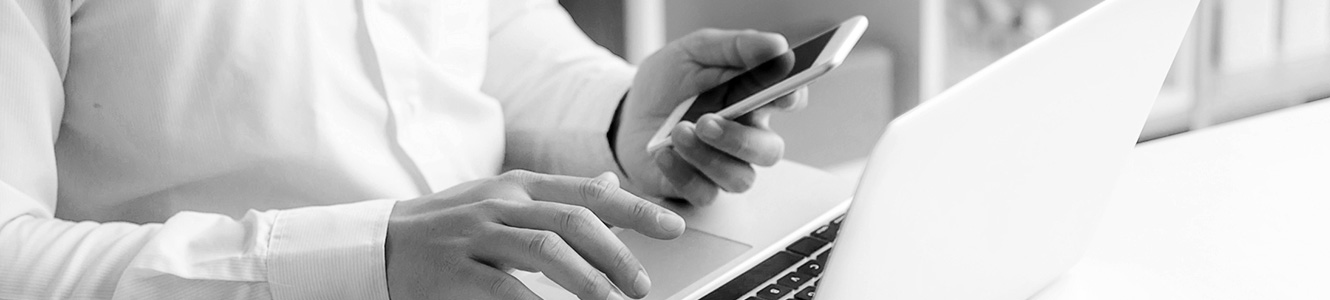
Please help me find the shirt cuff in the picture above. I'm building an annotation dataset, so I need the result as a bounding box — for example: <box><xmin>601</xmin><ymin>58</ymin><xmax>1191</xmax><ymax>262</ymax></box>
<box><xmin>267</xmin><ymin>199</ymin><xmax>395</xmax><ymax>300</ymax></box>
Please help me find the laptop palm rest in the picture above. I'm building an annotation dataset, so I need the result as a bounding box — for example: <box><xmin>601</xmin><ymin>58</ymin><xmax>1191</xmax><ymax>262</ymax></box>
<box><xmin>517</xmin><ymin>229</ymin><xmax>751</xmax><ymax>300</ymax></box>
<box><xmin>516</xmin><ymin>161</ymin><xmax>851</xmax><ymax>299</ymax></box>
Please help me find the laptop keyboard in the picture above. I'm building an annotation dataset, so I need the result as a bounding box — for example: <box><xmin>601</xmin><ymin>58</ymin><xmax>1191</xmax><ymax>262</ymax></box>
<box><xmin>699</xmin><ymin>214</ymin><xmax>844</xmax><ymax>300</ymax></box>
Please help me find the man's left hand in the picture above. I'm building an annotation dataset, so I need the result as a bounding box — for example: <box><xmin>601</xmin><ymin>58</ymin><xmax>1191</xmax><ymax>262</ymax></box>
<box><xmin>615</xmin><ymin>29</ymin><xmax>808</xmax><ymax>205</ymax></box>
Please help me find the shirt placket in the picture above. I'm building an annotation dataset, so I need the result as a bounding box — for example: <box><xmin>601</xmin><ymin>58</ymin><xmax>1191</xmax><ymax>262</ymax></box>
<box><xmin>358</xmin><ymin>0</ymin><xmax>441</xmax><ymax>194</ymax></box>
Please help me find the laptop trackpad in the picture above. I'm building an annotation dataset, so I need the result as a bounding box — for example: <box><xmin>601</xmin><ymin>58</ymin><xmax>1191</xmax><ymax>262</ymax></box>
<box><xmin>620</xmin><ymin>229</ymin><xmax>751</xmax><ymax>299</ymax></box>
<box><xmin>517</xmin><ymin>229</ymin><xmax>750</xmax><ymax>300</ymax></box>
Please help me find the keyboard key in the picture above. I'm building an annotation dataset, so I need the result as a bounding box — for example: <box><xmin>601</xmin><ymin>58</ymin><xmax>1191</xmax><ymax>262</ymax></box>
<box><xmin>745</xmin><ymin>297</ymin><xmax>761</xmax><ymax>300</ymax></box>
<box><xmin>816</xmin><ymin>248</ymin><xmax>832</xmax><ymax>263</ymax></box>
<box><xmin>754</xmin><ymin>284</ymin><xmax>792</xmax><ymax>300</ymax></box>
<box><xmin>786</xmin><ymin>237</ymin><xmax>828</xmax><ymax>257</ymax></box>
<box><xmin>812</xmin><ymin>225</ymin><xmax>838</xmax><ymax>241</ymax></box>
<box><xmin>794</xmin><ymin>286</ymin><xmax>816</xmax><ymax>300</ymax></box>
<box><xmin>798</xmin><ymin>260</ymin><xmax>824</xmax><ymax>275</ymax></box>
<box><xmin>831</xmin><ymin>214</ymin><xmax>845</xmax><ymax>226</ymax></box>
<box><xmin>699</xmin><ymin>251</ymin><xmax>802</xmax><ymax>300</ymax></box>
<box><xmin>776</xmin><ymin>272</ymin><xmax>812</xmax><ymax>288</ymax></box>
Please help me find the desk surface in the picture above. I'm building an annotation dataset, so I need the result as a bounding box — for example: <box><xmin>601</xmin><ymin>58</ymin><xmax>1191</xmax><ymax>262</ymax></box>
<box><xmin>1032</xmin><ymin>99</ymin><xmax>1330</xmax><ymax>299</ymax></box>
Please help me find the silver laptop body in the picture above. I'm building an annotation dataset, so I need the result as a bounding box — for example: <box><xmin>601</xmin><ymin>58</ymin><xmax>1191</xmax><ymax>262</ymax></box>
<box><xmin>521</xmin><ymin>0</ymin><xmax>1198</xmax><ymax>298</ymax></box>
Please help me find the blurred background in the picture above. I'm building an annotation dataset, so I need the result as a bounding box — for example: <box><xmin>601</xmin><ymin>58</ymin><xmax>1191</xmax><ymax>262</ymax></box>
<box><xmin>559</xmin><ymin>0</ymin><xmax>1330</xmax><ymax>174</ymax></box>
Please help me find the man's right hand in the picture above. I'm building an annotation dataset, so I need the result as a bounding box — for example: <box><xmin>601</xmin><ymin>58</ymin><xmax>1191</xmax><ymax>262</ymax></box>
<box><xmin>385</xmin><ymin>170</ymin><xmax>686</xmax><ymax>300</ymax></box>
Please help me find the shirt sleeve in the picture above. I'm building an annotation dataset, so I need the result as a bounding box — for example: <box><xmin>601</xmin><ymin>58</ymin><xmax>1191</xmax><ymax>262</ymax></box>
<box><xmin>0</xmin><ymin>1</ymin><xmax>394</xmax><ymax>299</ymax></box>
<box><xmin>482</xmin><ymin>0</ymin><xmax>637</xmax><ymax>178</ymax></box>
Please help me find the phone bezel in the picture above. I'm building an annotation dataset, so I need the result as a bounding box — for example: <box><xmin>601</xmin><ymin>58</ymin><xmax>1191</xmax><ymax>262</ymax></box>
<box><xmin>645</xmin><ymin>16</ymin><xmax>868</xmax><ymax>153</ymax></box>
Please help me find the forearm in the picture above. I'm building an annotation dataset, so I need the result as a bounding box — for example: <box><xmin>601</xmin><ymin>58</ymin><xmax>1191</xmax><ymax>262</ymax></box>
<box><xmin>0</xmin><ymin>212</ymin><xmax>157</xmax><ymax>299</ymax></box>
<box><xmin>0</xmin><ymin>192</ymin><xmax>396</xmax><ymax>300</ymax></box>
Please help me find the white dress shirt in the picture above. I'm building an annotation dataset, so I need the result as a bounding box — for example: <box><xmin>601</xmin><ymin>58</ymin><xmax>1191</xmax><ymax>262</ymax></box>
<box><xmin>0</xmin><ymin>0</ymin><xmax>634</xmax><ymax>299</ymax></box>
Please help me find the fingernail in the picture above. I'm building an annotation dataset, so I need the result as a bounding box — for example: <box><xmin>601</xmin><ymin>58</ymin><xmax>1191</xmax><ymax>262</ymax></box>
<box><xmin>595</xmin><ymin>172</ymin><xmax>620</xmax><ymax>187</ymax></box>
<box><xmin>656</xmin><ymin>212</ymin><xmax>685</xmax><ymax>234</ymax></box>
<box><xmin>697</xmin><ymin>115</ymin><xmax>723</xmax><ymax>139</ymax></box>
<box><xmin>632</xmin><ymin>270</ymin><xmax>652</xmax><ymax>298</ymax></box>
<box><xmin>607</xmin><ymin>291</ymin><xmax>625</xmax><ymax>300</ymax></box>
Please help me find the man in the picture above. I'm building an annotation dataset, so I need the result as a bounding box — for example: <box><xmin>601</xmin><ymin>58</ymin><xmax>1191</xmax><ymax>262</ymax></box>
<box><xmin>0</xmin><ymin>0</ymin><xmax>806</xmax><ymax>299</ymax></box>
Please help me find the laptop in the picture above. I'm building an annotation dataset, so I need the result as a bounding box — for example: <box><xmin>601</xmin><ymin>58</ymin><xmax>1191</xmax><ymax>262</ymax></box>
<box><xmin>518</xmin><ymin>0</ymin><xmax>1199</xmax><ymax>298</ymax></box>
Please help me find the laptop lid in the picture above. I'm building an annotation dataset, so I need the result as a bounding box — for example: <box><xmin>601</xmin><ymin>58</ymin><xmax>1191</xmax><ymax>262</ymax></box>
<box><xmin>816</xmin><ymin>0</ymin><xmax>1198</xmax><ymax>299</ymax></box>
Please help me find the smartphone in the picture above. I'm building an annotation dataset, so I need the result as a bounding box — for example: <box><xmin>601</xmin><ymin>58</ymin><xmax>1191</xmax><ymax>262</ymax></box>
<box><xmin>646</xmin><ymin>16</ymin><xmax>868</xmax><ymax>152</ymax></box>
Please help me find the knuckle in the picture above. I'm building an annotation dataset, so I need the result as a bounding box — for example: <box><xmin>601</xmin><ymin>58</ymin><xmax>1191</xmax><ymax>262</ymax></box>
<box><xmin>581</xmin><ymin>179</ymin><xmax>616</xmax><ymax>203</ymax></box>
<box><xmin>483</xmin><ymin>274</ymin><xmax>523</xmax><ymax>296</ymax></box>
<box><xmin>629</xmin><ymin>200</ymin><xmax>655</xmax><ymax>220</ymax></box>
<box><xmin>500</xmin><ymin>169</ymin><xmax>536</xmax><ymax>183</ymax></box>
<box><xmin>459</xmin><ymin>222</ymin><xmax>491</xmax><ymax>240</ymax></box>
<box><xmin>559</xmin><ymin>206</ymin><xmax>597</xmax><ymax>232</ymax></box>
<box><xmin>734</xmin><ymin>137</ymin><xmax>756</xmax><ymax>157</ymax></box>
<box><xmin>612</xmin><ymin>247</ymin><xmax>640</xmax><ymax>272</ymax></box>
<box><xmin>576</xmin><ymin>271</ymin><xmax>606</xmax><ymax>295</ymax></box>
<box><xmin>675</xmin><ymin>139</ymin><xmax>711</xmax><ymax>164</ymax></box>
<box><xmin>527</xmin><ymin>231</ymin><xmax>566</xmax><ymax>258</ymax></box>
<box><xmin>700</xmin><ymin>148</ymin><xmax>724</xmax><ymax>167</ymax></box>
<box><xmin>475</xmin><ymin>198</ymin><xmax>508</xmax><ymax>211</ymax></box>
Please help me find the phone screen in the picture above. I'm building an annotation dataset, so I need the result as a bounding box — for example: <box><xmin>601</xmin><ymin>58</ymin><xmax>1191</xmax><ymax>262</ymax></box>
<box><xmin>679</xmin><ymin>26</ymin><xmax>840</xmax><ymax>123</ymax></box>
